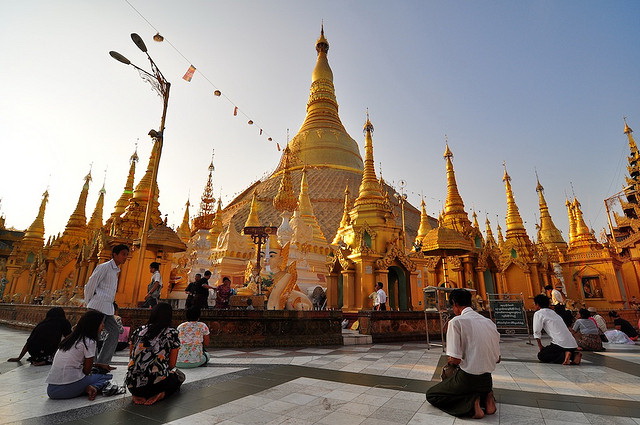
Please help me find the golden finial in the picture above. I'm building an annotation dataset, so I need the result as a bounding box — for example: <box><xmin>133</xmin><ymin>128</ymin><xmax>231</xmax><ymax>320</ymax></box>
<box><xmin>24</xmin><ymin>190</ymin><xmax>49</xmax><ymax>241</ymax></box>
<box><xmin>316</xmin><ymin>23</ymin><xmax>329</xmax><ymax>54</ymax></box>
<box><xmin>354</xmin><ymin>113</ymin><xmax>384</xmax><ymax>206</ymax></box>
<box><xmin>209</xmin><ymin>149</ymin><xmax>215</xmax><ymax>172</ymax></box>
<box><xmin>416</xmin><ymin>197</ymin><xmax>432</xmax><ymax>240</ymax></box>
<box><xmin>624</xmin><ymin>116</ymin><xmax>633</xmax><ymax>134</ymax></box>
<box><xmin>443</xmin><ymin>135</ymin><xmax>453</xmax><ymax>159</ymax></box>
<box><xmin>273</xmin><ymin>151</ymin><xmax>298</xmax><ymax>212</ymax></box>
<box><xmin>244</xmin><ymin>191</ymin><xmax>261</xmax><ymax>228</ymax></box>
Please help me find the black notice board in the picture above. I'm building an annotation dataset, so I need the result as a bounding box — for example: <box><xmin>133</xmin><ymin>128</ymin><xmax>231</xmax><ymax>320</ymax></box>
<box><xmin>490</xmin><ymin>300</ymin><xmax>527</xmax><ymax>328</ymax></box>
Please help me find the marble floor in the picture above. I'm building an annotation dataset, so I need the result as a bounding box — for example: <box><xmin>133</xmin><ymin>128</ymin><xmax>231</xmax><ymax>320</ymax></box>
<box><xmin>2</xmin><ymin>326</ymin><xmax>640</xmax><ymax>424</ymax></box>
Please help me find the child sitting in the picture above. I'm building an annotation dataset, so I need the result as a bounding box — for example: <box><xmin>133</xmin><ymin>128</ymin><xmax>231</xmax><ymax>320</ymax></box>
<box><xmin>176</xmin><ymin>307</ymin><xmax>210</xmax><ymax>368</ymax></box>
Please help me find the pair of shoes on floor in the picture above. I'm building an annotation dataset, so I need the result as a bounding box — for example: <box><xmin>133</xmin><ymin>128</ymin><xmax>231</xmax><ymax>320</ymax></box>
<box><xmin>101</xmin><ymin>382</ymin><xmax>127</xmax><ymax>396</ymax></box>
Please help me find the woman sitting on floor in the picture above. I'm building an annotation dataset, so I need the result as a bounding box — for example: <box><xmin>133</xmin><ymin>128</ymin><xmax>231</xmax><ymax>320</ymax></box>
<box><xmin>8</xmin><ymin>307</ymin><xmax>72</xmax><ymax>365</ymax></box>
<box><xmin>572</xmin><ymin>308</ymin><xmax>604</xmax><ymax>351</ymax></box>
<box><xmin>125</xmin><ymin>303</ymin><xmax>184</xmax><ymax>405</ymax></box>
<box><xmin>45</xmin><ymin>310</ymin><xmax>114</xmax><ymax>400</ymax></box>
<box><xmin>176</xmin><ymin>307</ymin><xmax>210</xmax><ymax>368</ymax></box>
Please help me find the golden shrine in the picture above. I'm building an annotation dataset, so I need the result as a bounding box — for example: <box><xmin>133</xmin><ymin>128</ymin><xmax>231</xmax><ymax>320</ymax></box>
<box><xmin>1</xmin><ymin>28</ymin><xmax>639</xmax><ymax>312</ymax></box>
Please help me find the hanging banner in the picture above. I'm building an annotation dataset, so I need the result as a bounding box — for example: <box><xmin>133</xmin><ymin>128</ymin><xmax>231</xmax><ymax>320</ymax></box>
<box><xmin>182</xmin><ymin>65</ymin><xmax>196</xmax><ymax>82</ymax></box>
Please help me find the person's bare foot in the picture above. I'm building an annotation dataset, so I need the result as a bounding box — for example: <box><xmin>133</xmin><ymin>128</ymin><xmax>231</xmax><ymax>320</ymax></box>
<box><xmin>472</xmin><ymin>396</ymin><xmax>485</xmax><ymax>419</ymax></box>
<box><xmin>484</xmin><ymin>391</ymin><xmax>497</xmax><ymax>415</ymax></box>
<box><xmin>143</xmin><ymin>392</ymin><xmax>165</xmax><ymax>405</ymax></box>
<box><xmin>31</xmin><ymin>361</ymin><xmax>47</xmax><ymax>366</ymax></box>
<box><xmin>86</xmin><ymin>385</ymin><xmax>98</xmax><ymax>401</ymax></box>
<box><xmin>571</xmin><ymin>352</ymin><xmax>582</xmax><ymax>365</ymax></box>
<box><xmin>562</xmin><ymin>351</ymin><xmax>572</xmax><ymax>365</ymax></box>
<box><xmin>132</xmin><ymin>395</ymin><xmax>147</xmax><ymax>405</ymax></box>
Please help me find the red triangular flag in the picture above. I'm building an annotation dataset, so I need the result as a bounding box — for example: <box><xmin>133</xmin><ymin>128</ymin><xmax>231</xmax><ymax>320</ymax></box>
<box><xmin>182</xmin><ymin>65</ymin><xmax>196</xmax><ymax>82</ymax></box>
<box><xmin>233</xmin><ymin>106</ymin><xmax>238</xmax><ymax>116</ymax></box>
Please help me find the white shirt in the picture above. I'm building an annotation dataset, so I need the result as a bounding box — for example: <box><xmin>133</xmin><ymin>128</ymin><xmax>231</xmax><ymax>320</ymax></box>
<box><xmin>45</xmin><ymin>338</ymin><xmax>96</xmax><ymax>385</ymax></box>
<box><xmin>551</xmin><ymin>289</ymin><xmax>564</xmax><ymax>305</ymax></box>
<box><xmin>446</xmin><ymin>307</ymin><xmax>501</xmax><ymax>375</ymax></box>
<box><xmin>376</xmin><ymin>288</ymin><xmax>387</xmax><ymax>304</ymax></box>
<box><xmin>148</xmin><ymin>270</ymin><xmax>162</xmax><ymax>298</ymax></box>
<box><xmin>84</xmin><ymin>259</ymin><xmax>120</xmax><ymax>315</ymax></box>
<box><xmin>533</xmin><ymin>308</ymin><xmax>578</xmax><ymax>348</ymax></box>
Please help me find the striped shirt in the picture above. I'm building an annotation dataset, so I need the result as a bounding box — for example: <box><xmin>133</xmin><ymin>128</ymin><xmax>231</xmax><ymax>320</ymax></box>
<box><xmin>84</xmin><ymin>259</ymin><xmax>120</xmax><ymax>315</ymax></box>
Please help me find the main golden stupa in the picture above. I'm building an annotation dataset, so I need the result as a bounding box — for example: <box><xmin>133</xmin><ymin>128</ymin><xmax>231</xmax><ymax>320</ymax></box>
<box><xmin>218</xmin><ymin>28</ymin><xmax>421</xmax><ymax>242</ymax></box>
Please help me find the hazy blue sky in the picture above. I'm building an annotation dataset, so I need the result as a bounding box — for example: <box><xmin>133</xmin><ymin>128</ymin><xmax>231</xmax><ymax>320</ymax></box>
<box><xmin>1</xmin><ymin>1</ymin><xmax>639</xmax><ymax>242</ymax></box>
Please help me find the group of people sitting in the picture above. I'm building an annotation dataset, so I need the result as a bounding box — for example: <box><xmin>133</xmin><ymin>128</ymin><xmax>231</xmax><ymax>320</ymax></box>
<box><xmin>534</xmin><ymin>294</ymin><xmax>640</xmax><ymax>365</ymax></box>
<box><xmin>8</xmin><ymin>303</ymin><xmax>210</xmax><ymax>405</ymax></box>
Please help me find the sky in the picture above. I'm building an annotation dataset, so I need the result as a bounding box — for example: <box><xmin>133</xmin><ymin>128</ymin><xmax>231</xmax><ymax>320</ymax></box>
<box><xmin>1</xmin><ymin>1</ymin><xmax>639</xmax><ymax>242</ymax></box>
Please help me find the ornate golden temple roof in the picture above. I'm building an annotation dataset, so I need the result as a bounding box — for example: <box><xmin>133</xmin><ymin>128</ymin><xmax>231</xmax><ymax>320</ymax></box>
<box><xmin>535</xmin><ymin>175</ymin><xmax>567</xmax><ymax>251</ymax></box>
<box><xmin>144</xmin><ymin>222</ymin><xmax>187</xmax><ymax>253</ymax></box>
<box><xmin>87</xmin><ymin>184</ymin><xmax>106</xmax><ymax>231</ymax></box>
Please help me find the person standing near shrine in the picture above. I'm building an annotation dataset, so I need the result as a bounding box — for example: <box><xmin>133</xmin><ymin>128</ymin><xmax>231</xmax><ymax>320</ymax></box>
<box><xmin>426</xmin><ymin>289</ymin><xmax>500</xmax><ymax>419</ymax></box>
<box><xmin>374</xmin><ymin>282</ymin><xmax>387</xmax><ymax>311</ymax></box>
<box><xmin>533</xmin><ymin>294</ymin><xmax>581</xmax><ymax>365</ymax></box>
<box><xmin>84</xmin><ymin>244</ymin><xmax>129</xmax><ymax>371</ymax></box>
<box><xmin>551</xmin><ymin>285</ymin><xmax>565</xmax><ymax>306</ymax></box>
<box><xmin>194</xmin><ymin>271</ymin><xmax>214</xmax><ymax>309</ymax></box>
<box><xmin>142</xmin><ymin>262</ymin><xmax>162</xmax><ymax>308</ymax></box>
<box><xmin>185</xmin><ymin>273</ymin><xmax>201</xmax><ymax>309</ymax></box>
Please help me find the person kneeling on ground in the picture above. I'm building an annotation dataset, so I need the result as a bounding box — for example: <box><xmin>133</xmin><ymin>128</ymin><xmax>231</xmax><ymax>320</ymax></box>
<box><xmin>176</xmin><ymin>307</ymin><xmax>210</xmax><ymax>368</ymax></box>
<box><xmin>533</xmin><ymin>294</ymin><xmax>581</xmax><ymax>365</ymax></box>
<box><xmin>45</xmin><ymin>310</ymin><xmax>120</xmax><ymax>400</ymax></box>
<box><xmin>426</xmin><ymin>289</ymin><xmax>501</xmax><ymax>419</ymax></box>
<box><xmin>608</xmin><ymin>311</ymin><xmax>638</xmax><ymax>341</ymax></box>
<box><xmin>126</xmin><ymin>303</ymin><xmax>184</xmax><ymax>405</ymax></box>
<box><xmin>8</xmin><ymin>307</ymin><xmax>72</xmax><ymax>365</ymax></box>
<box><xmin>572</xmin><ymin>308</ymin><xmax>604</xmax><ymax>351</ymax></box>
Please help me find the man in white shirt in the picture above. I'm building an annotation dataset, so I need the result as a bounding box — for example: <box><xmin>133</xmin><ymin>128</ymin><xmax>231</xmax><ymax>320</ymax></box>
<box><xmin>426</xmin><ymin>289</ymin><xmax>501</xmax><ymax>419</ymax></box>
<box><xmin>551</xmin><ymin>285</ymin><xmax>565</xmax><ymax>306</ymax></box>
<box><xmin>533</xmin><ymin>294</ymin><xmax>580</xmax><ymax>365</ymax></box>
<box><xmin>84</xmin><ymin>244</ymin><xmax>129</xmax><ymax>370</ymax></box>
<box><xmin>142</xmin><ymin>262</ymin><xmax>162</xmax><ymax>308</ymax></box>
<box><xmin>374</xmin><ymin>282</ymin><xmax>387</xmax><ymax>311</ymax></box>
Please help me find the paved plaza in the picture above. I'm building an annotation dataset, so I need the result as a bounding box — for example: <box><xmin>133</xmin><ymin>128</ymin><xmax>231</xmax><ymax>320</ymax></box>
<box><xmin>2</xmin><ymin>326</ymin><xmax>640</xmax><ymax>424</ymax></box>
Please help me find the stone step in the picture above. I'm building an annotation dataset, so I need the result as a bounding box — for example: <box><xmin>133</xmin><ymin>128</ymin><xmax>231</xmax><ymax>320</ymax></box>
<box><xmin>342</xmin><ymin>328</ymin><xmax>372</xmax><ymax>345</ymax></box>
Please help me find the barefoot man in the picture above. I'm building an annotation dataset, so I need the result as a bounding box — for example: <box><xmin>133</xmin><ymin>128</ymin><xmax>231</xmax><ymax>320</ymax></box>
<box><xmin>426</xmin><ymin>289</ymin><xmax>500</xmax><ymax>419</ymax></box>
<box><xmin>84</xmin><ymin>244</ymin><xmax>129</xmax><ymax>371</ymax></box>
<box><xmin>533</xmin><ymin>294</ymin><xmax>581</xmax><ymax>365</ymax></box>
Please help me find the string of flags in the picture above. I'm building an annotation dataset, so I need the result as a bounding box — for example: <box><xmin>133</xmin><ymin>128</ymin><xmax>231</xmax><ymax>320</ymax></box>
<box><xmin>124</xmin><ymin>0</ymin><xmax>279</xmax><ymax>150</ymax></box>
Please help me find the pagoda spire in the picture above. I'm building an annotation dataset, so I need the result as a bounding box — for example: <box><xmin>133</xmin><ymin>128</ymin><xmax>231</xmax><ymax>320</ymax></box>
<box><xmin>193</xmin><ymin>154</ymin><xmax>217</xmax><ymax>230</ymax></box>
<box><xmin>535</xmin><ymin>175</ymin><xmax>567</xmax><ymax>250</ymax></box>
<box><xmin>485</xmin><ymin>216</ymin><xmax>497</xmax><ymax>246</ymax></box>
<box><xmin>297</xmin><ymin>169</ymin><xmax>327</xmax><ymax>242</ymax></box>
<box><xmin>502</xmin><ymin>164</ymin><xmax>527</xmax><ymax>238</ymax></box>
<box><xmin>244</xmin><ymin>191</ymin><xmax>261</xmax><ymax>228</ymax></box>
<box><xmin>441</xmin><ymin>142</ymin><xmax>471</xmax><ymax>232</ymax></box>
<box><xmin>623</xmin><ymin>118</ymin><xmax>640</xmax><ymax>196</ymax></box>
<box><xmin>128</xmin><ymin>139</ymin><xmax>162</xmax><ymax>225</ymax></box>
<box><xmin>64</xmin><ymin>170</ymin><xmax>92</xmax><ymax>233</ymax></box>
<box><xmin>208</xmin><ymin>197</ymin><xmax>224</xmax><ymax>245</ymax></box>
<box><xmin>571</xmin><ymin>197</ymin><xmax>600</xmax><ymax>247</ymax></box>
<box><xmin>87</xmin><ymin>183</ymin><xmax>106</xmax><ymax>231</ymax></box>
<box><xmin>23</xmin><ymin>190</ymin><xmax>49</xmax><ymax>242</ymax></box>
<box><xmin>177</xmin><ymin>199</ymin><xmax>191</xmax><ymax>241</ymax></box>
<box><xmin>566</xmin><ymin>198</ymin><xmax>577</xmax><ymax>244</ymax></box>
<box><xmin>111</xmin><ymin>147</ymin><xmax>138</xmax><ymax>219</ymax></box>
<box><xmin>496</xmin><ymin>223</ymin><xmax>505</xmax><ymax>244</ymax></box>
<box><xmin>354</xmin><ymin>115</ymin><xmax>385</xmax><ymax>207</ymax></box>
<box><xmin>332</xmin><ymin>185</ymin><xmax>352</xmax><ymax>246</ymax></box>
<box><xmin>277</xmin><ymin>26</ymin><xmax>362</xmax><ymax>172</ymax></box>
<box><xmin>416</xmin><ymin>198</ymin><xmax>432</xmax><ymax>242</ymax></box>
<box><xmin>273</xmin><ymin>146</ymin><xmax>298</xmax><ymax>213</ymax></box>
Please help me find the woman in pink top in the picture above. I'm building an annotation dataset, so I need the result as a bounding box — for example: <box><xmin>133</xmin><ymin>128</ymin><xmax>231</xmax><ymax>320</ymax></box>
<box><xmin>176</xmin><ymin>307</ymin><xmax>210</xmax><ymax>368</ymax></box>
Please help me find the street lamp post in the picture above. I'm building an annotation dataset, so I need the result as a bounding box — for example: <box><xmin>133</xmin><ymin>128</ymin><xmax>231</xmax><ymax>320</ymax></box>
<box><xmin>110</xmin><ymin>34</ymin><xmax>171</xmax><ymax>306</ymax></box>
<box><xmin>394</xmin><ymin>180</ymin><xmax>408</xmax><ymax>248</ymax></box>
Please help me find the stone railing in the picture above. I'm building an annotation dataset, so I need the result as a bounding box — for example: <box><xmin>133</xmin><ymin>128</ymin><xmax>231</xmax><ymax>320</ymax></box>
<box><xmin>0</xmin><ymin>304</ymin><xmax>343</xmax><ymax>348</ymax></box>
